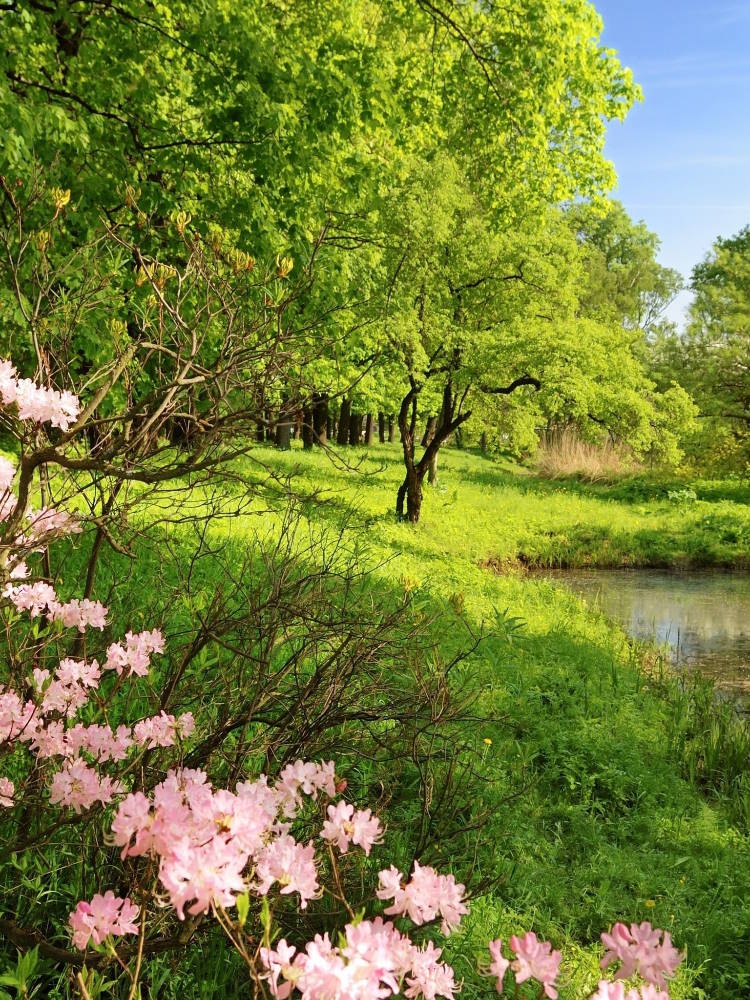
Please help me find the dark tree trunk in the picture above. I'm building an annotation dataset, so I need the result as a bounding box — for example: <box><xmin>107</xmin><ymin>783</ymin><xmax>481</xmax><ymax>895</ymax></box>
<box><xmin>349</xmin><ymin>411</ymin><xmax>364</xmax><ymax>446</ymax></box>
<box><xmin>364</xmin><ymin>413</ymin><xmax>375</xmax><ymax>445</ymax></box>
<box><xmin>276</xmin><ymin>418</ymin><xmax>292</xmax><ymax>450</ymax></box>
<box><xmin>255</xmin><ymin>419</ymin><xmax>265</xmax><ymax>443</ymax></box>
<box><xmin>378</xmin><ymin>412</ymin><xmax>386</xmax><ymax>443</ymax></box>
<box><xmin>396</xmin><ymin>468</ymin><xmax>424</xmax><ymax>522</ymax></box>
<box><xmin>302</xmin><ymin>405</ymin><xmax>314</xmax><ymax>450</ymax></box>
<box><xmin>327</xmin><ymin>415</ymin><xmax>333</xmax><ymax>440</ymax></box>
<box><xmin>388</xmin><ymin>415</ymin><xmax>395</xmax><ymax>442</ymax></box>
<box><xmin>421</xmin><ymin>415</ymin><xmax>437</xmax><ymax>448</ymax></box>
<box><xmin>337</xmin><ymin>398</ymin><xmax>351</xmax><ymax>446</ymax></box>
<box><xmin>312</xmin><ymin>393</ymin><xmax>328</xmax><ymax>446</ymax></box>
<box><xmin>480</xmin><ymin>431</ymin><xmax>488</xmax><ymax>453</ymax></box>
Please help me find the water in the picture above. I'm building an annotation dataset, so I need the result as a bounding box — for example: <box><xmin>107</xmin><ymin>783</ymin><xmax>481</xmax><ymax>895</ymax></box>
<box><xmin>549</xmin><ymin>569</ymin><xmax>750</xmax><ymax>707</ymax></box>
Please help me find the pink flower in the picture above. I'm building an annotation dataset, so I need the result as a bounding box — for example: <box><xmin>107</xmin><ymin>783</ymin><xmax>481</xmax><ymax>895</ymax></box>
<box><xmin>159</xmin><ymin>835</ymin><xmax>248</xmax><ymax>919</ymax></box>
<box><xmin>52</xmin><ymin>598</ymin><xmax>108</xmax><ymax>631</ymax></box>
<box><xmin>320</xmin><ymin>801</ymin><xmax>383</xmax><ymax>856</ymax></box>
<box><xmin>377</xmin><ymin>861</ymin><xmax>467</xmax><ymax>935</ymax></box>
<box><xmin>0</xmin><ymin>456</ymin><xmax>15</xmax><ymax>492</ymax></box>
<box><xmin>0</xmin><ymin>776</ymin><xmax>14</xmax><ymax>807</ymax></box>
<box><xmin>488</xmin><ymin>939</ymin><xmax>510</xmax><ymax>993</ymax></box>
<box><xmin>49</xmin><ymin>758</ymin><xmax>123</xmax><ymax>812</ymax></box>
<box><xmin>3</xmin><ymin>365</ymin><xmax>80</xmax><ymax>431</ymax></box>
<box><xmin>509</xmin><ymin>932</ymin><xmax>561</xmax><ymax>1000</ymax></box>
<box><xmin>132</xmin><ymin>711</ymin><xmax>193</xmax><ymax>748</ymax></box>
<box><xmin>0</xmin><ymin>689</ymin><xmax>37</xmax><ymax>743</ymax></box>
<box><xmin>601</xmin><ymin>922</ymin><xmax>682</xmax><ymax>988</ymax></box>
<box><xmin>111</xmin><ymin>791</ymin><xmax>154</xmax><ymax>858</ymax></box>
<box><xmin>0</xmin><ymin>360</ymin><xmax>18</xmax><ymax>406</ymax></box>
<box><xmin>5</xmin><ymin>581</ymin><xmax>59</xmax><ymax>618</ymax></box>
<box><xmin>589</xmin><ymin>985</ymin><xmax>669</xmax><ymax>1000</ymax></box>
<box><xmin>67</xmin><ymin>723</ymin><xmax>133</xmax><ymax>762</ymax></box>
<box><xmin>104</xmin><ymin>629</ymin><xmax>165</xmax><ymax>676</ymax></box>
<box><xmin>69</xmin><ymin>892</ymin><xmax>139</xmax><ymax>949</ymax></box>
<box><xmin>27</xmin><ymin>506</ymin><xmax>81</xmax><ymax>541</ymax></box>
<box><xmin>406</xmin><ymin>940</ymin><xmax>457</xmax><ymax>1000</ymax></box>
<box><xmin>276</xmin><ymin>759</ymin><xmax>336</xmax><ymax>817</ymax></box>
<box><xmin>260</xmin><ymin>939</ymin><xmax>300</xmax><ymax>999</ymax></box>
<box><xmin>255</xmin><ymin>834</ymin><xmax>319</xmax><ymax>908</ymax></box>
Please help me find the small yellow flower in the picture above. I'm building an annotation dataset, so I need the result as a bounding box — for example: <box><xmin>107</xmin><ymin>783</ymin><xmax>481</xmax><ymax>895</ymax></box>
<box><xmin>644</xmin><ymin>899</ymin><xmax>655</xmax><ymax>908</ymax></box>
<box><xmin>50</xmin><ymin>187</ymin><xmax>70</xmax><ymax>211</ymax></box>
<box><xmin>483</xmin><ymin>738</ymin><xmax>492</xmax><ymax>746</ymax></box>
<box><xmin>276</xmin><ymin>254</ymin><xmax>294</xmax><ymax>278</ymax></box>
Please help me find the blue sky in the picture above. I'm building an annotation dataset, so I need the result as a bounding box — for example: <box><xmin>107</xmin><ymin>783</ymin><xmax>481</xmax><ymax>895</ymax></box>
<box><xmin>595</xmin><ymin>0</ymin><xmax>750</xmax><ymax>328</ymax></box>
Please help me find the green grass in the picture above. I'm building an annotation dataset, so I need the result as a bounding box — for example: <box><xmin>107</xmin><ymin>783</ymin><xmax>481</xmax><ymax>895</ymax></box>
<box><xmin>224</xmin><ymin>442</ymin><xmax>750</xmax><ymax>998</ymax></box>
<box><xmin>20</xmin><ymin>442</ymin><xmax>750</xmax><ymax>998</ymax></box>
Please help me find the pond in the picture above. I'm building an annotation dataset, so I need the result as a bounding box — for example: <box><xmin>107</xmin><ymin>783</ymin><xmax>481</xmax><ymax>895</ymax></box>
<box><xmin>548</xmin><ymin>569</ymin><xmax>750</xmax><ymax>709</ymax></box>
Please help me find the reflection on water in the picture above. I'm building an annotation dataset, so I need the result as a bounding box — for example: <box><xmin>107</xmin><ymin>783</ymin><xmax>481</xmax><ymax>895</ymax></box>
<box><xmin>549</xmin><ymin>570</ymin><xmax>750</xmax><ymax>707</ymax></box>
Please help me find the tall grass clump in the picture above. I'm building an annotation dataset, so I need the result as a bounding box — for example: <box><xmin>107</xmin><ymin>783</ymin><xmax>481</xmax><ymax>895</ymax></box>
<box><xmin>534</xmin><ymin>429</ymin><xmax>636</xmax><ymax>482</ymax></box>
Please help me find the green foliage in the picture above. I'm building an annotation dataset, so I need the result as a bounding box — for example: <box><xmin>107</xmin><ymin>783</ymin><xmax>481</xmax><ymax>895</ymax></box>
<box><xmin>651</xmin><ymin>224</ymin><xmax>750</xmax><ymax>471</ymax></box>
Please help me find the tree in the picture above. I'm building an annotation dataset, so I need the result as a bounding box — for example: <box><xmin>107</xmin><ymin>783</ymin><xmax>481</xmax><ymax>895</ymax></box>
<box><xmin>567</xmin><ymin>200</ymin><xmax>682</xmax><ymax>338</ymax></box>
<box><xmin>660</xmin><ymin>226</ymin><xmax>750</xmax><ymax>467</ymax></box>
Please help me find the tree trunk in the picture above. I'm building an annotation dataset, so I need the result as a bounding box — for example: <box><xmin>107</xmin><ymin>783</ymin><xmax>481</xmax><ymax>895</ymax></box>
<box><xmin>302</xmin><ymin>405</ymin><xmax>314</xmax><ymax>450</ymax></box>
<box><xmin>396</xmin><ymin>468</ymin><xmax>424</xmax><ymax>522</ymax></box>
<box><xmin>421</xmin><ymin>415</ymin><xmax>437</xmax><ymax>448</ymax></box>
<box><xmin>312</xmin><ymin>392</ymin><xmax>328</xmax><ymax>446</ymax></box>
<box><xmin>427</xmin><ymin>450</ymin><xmax>438</xmax><ymax>485</ymax></box>
<box><xmin>255</xmin><ymin>419</ymin><xmax>265</xmax><ymax>443</ymax></box>
<box><xmin>349</xmin><ymin>411</ymin><xmax>364</xmax><ymax>446</ymax></box>
<box><xmin>365</xmin><ymin>413</ymin><xmax>375</xmax><ymax>445</ymax></box>
<box><xmin>276</xmin><ymin>418</ymin><xmax>292</xmax><ymax>450</ymax></box>
<box><xmin>388</xmin><ymin>415</ymin><xmax>395</xmax><ymax>442</ymax></box>
<box><xmin>378</xmin><ymin>412</ymin><xmax>386</xmax><ymax>443</ymax></box>
<box><xmin>480</xmin><ymin>431</ymin><xmax>488</xmax><ymax>453</ymax></box>
<box><xmin>337</xmin><ymin>398</ymin><xmax>351</xmax><ymax>446</ymax></box>
<box><xmin>327</xmin><ymin>414</ymin><xmax>333</xmax><ymax>440</ymax></box>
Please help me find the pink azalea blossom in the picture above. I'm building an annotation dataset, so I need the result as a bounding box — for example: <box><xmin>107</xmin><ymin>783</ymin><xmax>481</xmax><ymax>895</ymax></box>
<box><xmin>111</xmin><ymin>791</ymin><xmax>154</xmax><ymax>858</ymax></box>
<box><xmin>49</xmin><ymin>758</ymin><xmax>123</xmax><ymax>812</ymax></box>
<box><xmin>0</xmin><ymin>776</ymin><xmax>14</xmax><ymax>807</ymax></box>
<box><xmin>67</xmin><ymin>723</ymin><xmax>133</xmax><ymax>762</ymax></box>
<box><xmin>405</xmin><ymin>940</ymin><xmax>457</xmax><ymax>1000</ymax></box>
<box><xmin>320</xmin><ymin>801</ymin><xmax>383</xmax><ymax>856</ymax></box>
<box><xmin>261</xmin><ymin>939</ymin><xmax>300</xmax><ymax>999</ymax></box>
<box><xmin>69</xmin><ymin>892</ymin><xmax>139</xmax><ymax>949</ymax></box>
<box><xmin>509</xmin><ymin>932</ymin><xmax>562</xmax><ymax>1000</ymax></box>
<box><xmin>0</xmin><ymin>456</ymin><xmax>15</xmax><ymax>492</ymax></box>
<box><xmin>52</xmin><ymin>598</ymin><xmax>108</xmax><ymax>631</ymax></box>
<box><xmin>0</xmin><ymin>689</ymin><xmax>37</xmax><ymax>743</ymax></box>
<box><xmin>377</xmin><ymin>861</ymin><xmax>468</xmax><ymax>935</ymax></box>
<box><xmin>488</xmin><ymin>939</ymin><xmax>510</xmax><ymax>993</ymax></box>
<box><xmin>4</xmin><ymin>365</ymin><xmax>80</xmax><ymax>431</ymax></box>
<box><xmin>601</xmin><ymin>922</ymin><xmax>682</xmax><ymax>988</ymax></box>
<box><xmin>132</xmin><ymin>711</ymin><xmax>194</xmax><ymax>748</ymax></box>
<box><xmin>27</xmin><ymin>506</ymin><xmax>81</xmax><ymax>541</ymax></box>
<box><xmin>104</xmin><ymin>629</ymin><xmax>165</xmax><ymax>676</ymax></box>
<box><xmin>159</xmin><ymin>835</ymin><xmax>248</xmax><ymax>919</ymax></box>
<box><xmin>589</xmin><ymin>984</ymin><xmax>669</xmax><ymax>1000</ymax></box>
<box><xmin>5</xmin><ymin>581</ymin><xmax>59</xmax><ymax>618</ymax></box>
<box><xmin>276</xmin><ymin>759</ymin><xmax>337</xmax><ymax>817</ymax></box>
<box><xmin>255</xmin><ymin>834</ymin><xmax>319</xmax><ymax>908</ymax></box>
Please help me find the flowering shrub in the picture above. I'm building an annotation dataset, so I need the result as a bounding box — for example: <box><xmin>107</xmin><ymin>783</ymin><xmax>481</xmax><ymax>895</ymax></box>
<box><xmin>0</xmin><ymin>362</ymin><xmax>684</xmax><ymax>998</ymax></box>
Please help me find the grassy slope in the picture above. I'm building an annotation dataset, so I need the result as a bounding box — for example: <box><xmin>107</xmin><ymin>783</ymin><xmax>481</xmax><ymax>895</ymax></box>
<box><xmin>48</xmin><ymin>442</ymin><xmax>750</xmax><ymax>998</ymax></box>
<box><xmin>223</xmin><ymin>443</ymin><xmax>750</xmax><ymax>999</ymax></box>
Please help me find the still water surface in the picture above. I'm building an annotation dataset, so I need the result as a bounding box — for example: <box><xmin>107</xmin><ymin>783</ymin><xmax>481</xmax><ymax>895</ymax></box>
<box><xmin>549</xmin><ymin>570</ymin><xmax>750</xmax><ymax>707</ymax></box>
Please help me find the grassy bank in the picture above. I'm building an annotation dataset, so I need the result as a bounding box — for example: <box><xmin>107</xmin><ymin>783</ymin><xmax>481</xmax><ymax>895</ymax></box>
<box><xmin>55</xmin><ymin>443</ymin><xmax>750</xmax><ymax>998</ymax></box>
